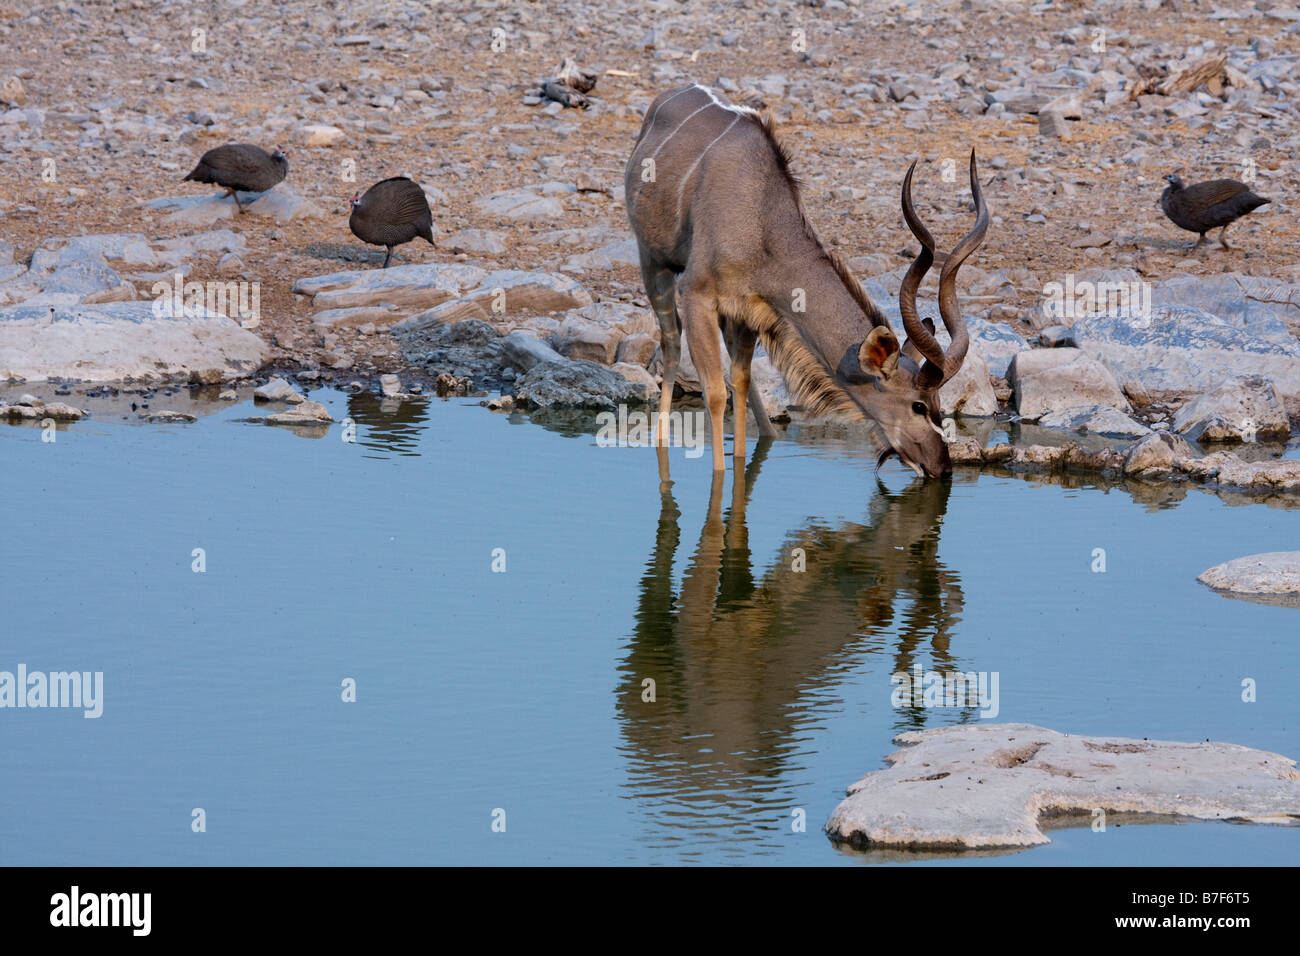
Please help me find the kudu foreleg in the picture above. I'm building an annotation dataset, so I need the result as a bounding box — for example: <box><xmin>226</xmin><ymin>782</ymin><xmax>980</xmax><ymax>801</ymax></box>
<box><xmin>680</xmin><ymin>290</ymin><xmax>727</xmax><ymax>472</ymax></box>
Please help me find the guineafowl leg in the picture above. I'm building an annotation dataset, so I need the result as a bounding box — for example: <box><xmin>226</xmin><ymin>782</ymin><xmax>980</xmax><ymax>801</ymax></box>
<box><xmin>1219</xmin><ymin>226</ymin><xmax>1231</xmax><ymax>250</ymax></box>
<box><xmin>1192</xmin><ymin>233</ymin><xmax>1205</xmax><ymax>250</ymax></box>
<box><xmin>382</xmin><ymin>247</ymin><xmax>393</xmax><ymax>269</ymax></box>
<box><xmin>224</xmin><ymin>188</ymin><xmax>246</xmax><ymax>214</ymax></box>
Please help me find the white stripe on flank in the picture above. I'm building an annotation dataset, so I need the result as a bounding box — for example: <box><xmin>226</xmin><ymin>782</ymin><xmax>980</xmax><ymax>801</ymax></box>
<box><xmin>675</xmin><ymin>113</ymin><xmax>740</xmax><ymax>220</ymax></box>
<box><xmin>643</xmin><ymin>84</ymin><xmax>695</xmax><ymax>133</ymax></box>
<box><xmin>648</xmin><ymin>102</ymin><xmax>713</xmax><ymax>160</ymax></box>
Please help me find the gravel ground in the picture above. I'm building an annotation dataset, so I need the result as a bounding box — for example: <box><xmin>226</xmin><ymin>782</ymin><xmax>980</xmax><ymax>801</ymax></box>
<box><xmin>1</xmin><ymin>0</ymin><xmax>1297</xmax><ymax>377</ymax></box>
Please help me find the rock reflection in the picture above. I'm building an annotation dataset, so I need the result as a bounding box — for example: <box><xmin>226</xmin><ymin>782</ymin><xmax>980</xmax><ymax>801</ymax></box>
<box><xmin>344</xmin><ymin>391</ymin><xmax>432</xmax><ymax>458</ymax></box>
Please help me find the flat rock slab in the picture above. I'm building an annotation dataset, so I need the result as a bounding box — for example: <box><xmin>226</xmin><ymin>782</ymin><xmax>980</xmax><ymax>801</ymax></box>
<box><xmin>0</xmin><ymin>301</ymin><xmax>268</xmax><ymax>383</ymax></box>
<box><xmin>292</xmin><ymin>263</ymin><xmax>488</xmax><ymax>312</ymax></box>
<box><xmin>826</xmin><ymin>723</ymin><xmax>1300</xmax><ymax>850</ymax></box>
<box><xmin>441</xmin><ymin>229</ymin><xmax>508</xmax><ymax>255</ymax></box>
<box><xmin>393</xmin><ymin>270</ymin><xmax>594</xmax><ymax>332</ymax></box>
<box><xmin>144</xmin><ymin>185</ymin><xmax>321</xmax><ymax>226</ymax></box>
<box><xmin>1199</xmin><ymin>552</ymin><xmax>1300</xmax><ymax>606</ymax></box>
<box><xmin>1152</xmin><ymin>273</ymin><xmax>1300</xmax><ymax>339</ymax></box>
<box><xmin>1181</xmin><ymin>452</ymin><xmax>1300</xmax><ymax>493</ymax></box>
<box><xmin>474</xmin><ymin>185</ymin><xmax>570</xmax><ymax>220</ymax></box>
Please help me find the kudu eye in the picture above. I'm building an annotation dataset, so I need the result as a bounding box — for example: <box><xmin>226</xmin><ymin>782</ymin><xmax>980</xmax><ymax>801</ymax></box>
<box><xmin>911</xmin><ymin>401</ymin><xmax>928</xmax><ymax>415</ymax></box>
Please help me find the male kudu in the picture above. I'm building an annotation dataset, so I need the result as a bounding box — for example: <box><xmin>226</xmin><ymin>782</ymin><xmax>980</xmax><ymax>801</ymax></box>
<box><xmin>625</xmin><ymin>84</ymin><xmax>989</xmax><ymax>477</ymax></box>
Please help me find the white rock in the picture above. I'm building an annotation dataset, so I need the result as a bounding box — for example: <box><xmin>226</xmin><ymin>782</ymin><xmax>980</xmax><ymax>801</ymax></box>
<box><xmin>441</xmin><ymin>229</ymin><xmax>508</xmax><ymax>254</ymax></box>
<box><xmin>298</xmin><ymin>124</ymin><xmax>347</xmax><ymax>147</ymax></box>
<box><xmin>0</xmin><ymin>301</ymin><xmax>268</xmax><ymax>383</ymax></box>
<box><xmin>1123</xmin><ymin>431</ymin><xmax>1197</xmax><ymax>476</ymax></box>
<box><xmin>474</xmin><ymin>186</ymin><xmax>566</xmax><ymax>220</ymax></box>
<box><xmin>392</xmin><ymin>270</ymin><xmax>593</xmax><ymax>332</ymax></box>
<box><xmin>1</xmin><ymin>76</ymin><xmax>25</xmax><ymax>107</ymax></box>
<box><xmin>1198</xmin><ymin>552</ymin><xmax>1300</xmax><ymax>597</ymax></box>
<box><xmin>311</xmin><ymin>304</ymin><xmax>404</xmax><ymax>331</ymax></box>
<box><xmin>254</xmin><ymin>377</ymin><xmax>303</xmax><ymax>403</ymax></box>
<box><xmin>826</xmin><ymin>723</ymin><xmax>1300</xmax><ymax>850</ymax></box>
<box><xmin>1172</xmin><ymin>377</ymin><xmax>1290</xmax><ymax>443</ymax></box>
<box><xmin>612</xmin><ymin>362</ymin><xmax>657</xmax><ymax>398</ymax></box>
<box><xmin>1007</xmin><ymin>348</ymin><xmax>1131</xmax><ymax>419</ymax></box>
<box><xmin>153</xmin><ymin>229</ymin><xmax>248</xmax><ymax>260</ymax></box>
<box><xmin>265</xmin><ymin>400</ymin><xmax>333</xmax><ymax>425</ymax></box>
<box><xmin>500</xmin><ymin>331</ymin><xmax>567</xmax><ymax>372</ymax></box>
<box><xmin>938</xmin><ymin>345</ymin><xmax>997</xmax><ymax>417</ymax></box>
<box><xmin>245</xmin><ymin>183</ymin><xmax>325</xmax><ymax>223</ymax></box>
<box><xmin>1038</xmin><ymin>403</ymin><xmax>1151</xmax><ymax>438</ymax></box>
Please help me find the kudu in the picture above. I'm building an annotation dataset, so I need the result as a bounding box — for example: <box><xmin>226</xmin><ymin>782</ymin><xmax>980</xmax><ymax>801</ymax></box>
<box><xmin>625</xmin><ymin>84</ymin><xmax>989</xmax><ymax>477</ymax></box>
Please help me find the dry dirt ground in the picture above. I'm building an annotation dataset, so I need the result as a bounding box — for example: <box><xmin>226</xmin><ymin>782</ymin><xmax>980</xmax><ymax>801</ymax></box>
<box><xmin>1</xmin><ymin>0</ymin><xmax>1297</xmax><ymax>381</ymax></box>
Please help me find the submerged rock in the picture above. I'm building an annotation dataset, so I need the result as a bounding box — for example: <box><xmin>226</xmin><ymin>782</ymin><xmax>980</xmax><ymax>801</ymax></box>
<box><xmin>264</xmin><ymin>400</ymin><xmax>332</xmax><ymax>425</ymax></box>
<box><xmin>145</xmin><ymin>410</ymin><xmax>197</xmax><ymax>423</ymax></box>
<box><xmin>253</xmin><ymin>377</ymin><xmax>303</xmax><ymax>404</ymax></box>
<box><xmin>826</xmin><ymin>723</ymin><xmax>1300</xmax><ymax>850</ymax></box>
<box><xmin>0</xmin><ymin>398</ymin><xmax>89</xmax><ymax>421</ymax></box>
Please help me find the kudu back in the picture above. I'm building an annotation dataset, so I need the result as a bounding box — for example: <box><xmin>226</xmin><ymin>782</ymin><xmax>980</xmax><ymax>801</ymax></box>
<box><xmin>624</xmin><ymin>84</ymin><xmax>989</xmax><ymax>477</ymax></box>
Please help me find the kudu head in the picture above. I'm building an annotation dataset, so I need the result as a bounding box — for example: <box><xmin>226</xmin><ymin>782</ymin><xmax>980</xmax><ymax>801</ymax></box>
<box><xmin>835</xmin><ymin>151</ymin><xmax>989</xmax><ymax>478</ymax></box>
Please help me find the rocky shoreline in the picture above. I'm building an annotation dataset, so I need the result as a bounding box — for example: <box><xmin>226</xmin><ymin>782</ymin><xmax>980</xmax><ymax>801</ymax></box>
<box><xmin>3</xmin><ymin>242</ymin><xmax>1297</xmax><ymax>495</ymax></box>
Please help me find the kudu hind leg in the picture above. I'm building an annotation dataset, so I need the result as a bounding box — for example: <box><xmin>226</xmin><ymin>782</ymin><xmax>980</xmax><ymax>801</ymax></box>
<box><xmin>680</xmin><ymin>290</ymin><xmax>727</xmax><ymax>471</ymax></box>
<box><xmin>726</xmin><ymin>324</ymin><xmax>759</xmax><ymax>463</ymax></box>
<box><xmin>642</xmin><ymin>263</ymin><xmax>680</xmax><ymax>447</ymax></box>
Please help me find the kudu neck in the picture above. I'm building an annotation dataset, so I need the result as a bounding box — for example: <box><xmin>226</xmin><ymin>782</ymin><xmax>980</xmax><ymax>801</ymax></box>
<box><xmin>757</xmin><ymin>231</ymin><xmax>878</xmax><ymax>365</ymax></box>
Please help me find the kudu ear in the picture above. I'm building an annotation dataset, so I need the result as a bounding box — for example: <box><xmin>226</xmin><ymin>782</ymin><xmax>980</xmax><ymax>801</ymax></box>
<box><xmin>858</xmin><ymin>326</ymin><xmax>901</xmax><ymax>379</ymax></box>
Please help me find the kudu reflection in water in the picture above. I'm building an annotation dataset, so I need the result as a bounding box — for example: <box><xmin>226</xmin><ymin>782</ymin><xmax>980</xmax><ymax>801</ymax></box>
<box><xmin>618</xmin><ymin>445</ymin><xmax>975</xmax><ymax>831</ymax></box>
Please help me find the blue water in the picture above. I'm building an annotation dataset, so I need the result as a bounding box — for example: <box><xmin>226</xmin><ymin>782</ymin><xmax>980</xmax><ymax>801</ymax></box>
<box><xmin>1</xmin><ymin>390</ymin><xmax>1297</xmax><ymax>865</ymax></box>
